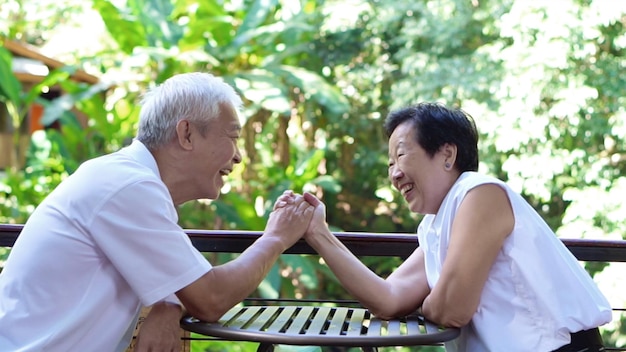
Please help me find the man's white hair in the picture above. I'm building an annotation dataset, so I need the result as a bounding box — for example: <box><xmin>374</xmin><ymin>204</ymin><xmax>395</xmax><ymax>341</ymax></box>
<box><xmin>137</xmin><ymin>72</ymin><xmax>243</xmax><ymax>150</ymax></box>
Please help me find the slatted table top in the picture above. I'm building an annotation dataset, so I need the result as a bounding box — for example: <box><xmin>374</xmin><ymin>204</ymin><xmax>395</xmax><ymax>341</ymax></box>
<box><xmin>181</xmin><ymin>305</ymin><xmax>460</xmax><ymax>347</ymax></box>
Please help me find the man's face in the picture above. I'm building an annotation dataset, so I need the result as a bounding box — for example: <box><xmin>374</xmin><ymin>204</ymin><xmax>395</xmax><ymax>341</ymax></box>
<box><xmin>190</xmin><ymin>104</ymin><xmax>242</xmax><ymax>200</ymax></box>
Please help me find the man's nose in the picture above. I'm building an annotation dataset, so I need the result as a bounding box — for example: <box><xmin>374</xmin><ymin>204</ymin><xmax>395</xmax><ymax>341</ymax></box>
<box><xmin>233</xmin><ymin>147</ymin><xmax>243</xmax><ymax>164</ymax></box>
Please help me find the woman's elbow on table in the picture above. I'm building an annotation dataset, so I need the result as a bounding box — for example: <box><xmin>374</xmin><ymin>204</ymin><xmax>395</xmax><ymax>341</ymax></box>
<box><xmin>423</xmin><ymin>303</ymin><xmax>473</xmax><ymax>328</ymax></box>
<box><xmin>366</xmin><ymin>307</ymin><xmax>396</xmax><ymax>320</ymax></box>
<box><xmin>437</xmin><ymin>312</ymin><xmax>473</xmax><ymax>328</ymax></box>
<box><xmin>367</xmin><ymin>300</ymin><xmax>421</xmax><ymax>321</ymax></box>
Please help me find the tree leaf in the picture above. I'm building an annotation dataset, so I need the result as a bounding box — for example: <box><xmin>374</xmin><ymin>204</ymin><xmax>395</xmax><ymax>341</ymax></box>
<box><xmin>0</xmin><ymin>47</ymin><xmax>23</xmax><ymax>105</ymax></box>
<box><xmin>128</xmin><ymin>0</ymin><xmax>183</xmax><ymax>48</ymax></box>
<box><xmin>227</xmin><ymin>70</ymin><xmax>291</xmax><ymax>114</ymax></box>
<box><xmin>270</xmin><ymin>65</ymin><xmax>350</xmax><ymax>115</ymax></box>
<box><xmin>92</xmin><ymin>0</ymin><xmax>149</xmax><ymax>54</ymax></box>
<box><xmin>257</xmin><ymin>262</ymin><xmax>281</xmax><ymax>299</ymax></box>
<box><xmin>40</xmin><ymin>80</ymin><xmax>111</xmax><ymax>126</ymax></box>
<box><xmin>232</xmin><ymin>0</ymin><xmax>280</xmax><ymax>48</ymax></box>
<box><xmin>281</xmin><ymin>255</ymin><xmax>318</xmax><ymax>289</ymax></box>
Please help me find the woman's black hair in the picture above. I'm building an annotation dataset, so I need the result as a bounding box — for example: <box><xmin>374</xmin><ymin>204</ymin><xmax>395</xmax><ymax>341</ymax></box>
<box><xmin>383</xmin><ymin>102</ymin><xmax>479</xmax><ymax>172</ymax></box>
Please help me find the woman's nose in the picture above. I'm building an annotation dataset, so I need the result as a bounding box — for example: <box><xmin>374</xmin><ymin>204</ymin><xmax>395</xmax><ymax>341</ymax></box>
<box><xmin>389</xmin><ymin>166</ymin><xmax>403</xmax><ymax>182</ymax></box>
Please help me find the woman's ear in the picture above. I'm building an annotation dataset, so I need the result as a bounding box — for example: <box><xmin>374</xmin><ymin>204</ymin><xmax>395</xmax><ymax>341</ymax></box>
<box><xmin>442</xmin><ymin>143</ymin><xmax>458</xmax><ymax>170</ymax></box>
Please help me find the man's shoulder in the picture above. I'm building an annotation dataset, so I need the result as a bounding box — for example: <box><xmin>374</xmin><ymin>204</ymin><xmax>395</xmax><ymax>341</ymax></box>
<box><xmin>87</xmin><ymin>154</ymin><xmax>149</xmax><ymax>173</ymax></box>
<box><xmin>51</xmin><ymin>150</ymin><xmax>162</xmax><ymax>209</ymax></box>
<box><xmin>41</xmin><ymin>150</ymin><xmax>168</xmax><ymax>226</ymax></box>
<box><xmin>79</xmin><ymin>148</ymin><xmax>158</xmax><ymax>184</ymax></box>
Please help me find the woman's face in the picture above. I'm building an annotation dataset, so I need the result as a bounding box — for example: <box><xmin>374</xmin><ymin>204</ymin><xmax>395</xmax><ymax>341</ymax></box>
<box><xmin>387</xmin><ymin>121</ymin><xmax>452</xmax><ymax>214</ymax></box>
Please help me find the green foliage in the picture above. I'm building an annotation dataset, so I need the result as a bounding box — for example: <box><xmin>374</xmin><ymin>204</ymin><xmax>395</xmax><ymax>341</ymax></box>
<box><xmin>0</xmin><ymin>47</ymin><xmax>22</xmax><ymax>105</ymax></box>
<box><xmin>1</xmin><ymin>0</ymin><xmax>625</xmax><ymax>348</ymax></box>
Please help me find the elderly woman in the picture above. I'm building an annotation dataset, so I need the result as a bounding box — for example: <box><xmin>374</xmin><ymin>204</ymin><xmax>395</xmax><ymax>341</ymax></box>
<box><xmin>296</xmin><ymin>102</ymin><xmax>611</xmax><ymax>351</ymax></box>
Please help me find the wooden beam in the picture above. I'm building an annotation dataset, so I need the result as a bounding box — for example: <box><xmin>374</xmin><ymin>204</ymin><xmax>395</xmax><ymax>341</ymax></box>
<box><xmin>3</xmin><ymin>39</ymin><xmax>100</xmax><ymax>85</ymax></box>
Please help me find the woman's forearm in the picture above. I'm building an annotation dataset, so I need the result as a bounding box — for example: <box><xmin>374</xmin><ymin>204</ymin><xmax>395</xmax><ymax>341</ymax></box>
<box><xmin>305</xmin><ymin>227</ymin><xmax>400</xmax><ymax>316</ymax></box>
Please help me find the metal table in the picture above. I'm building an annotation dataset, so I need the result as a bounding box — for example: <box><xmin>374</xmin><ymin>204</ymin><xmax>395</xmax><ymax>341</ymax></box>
<box><xmin>181</xmin><ymin>305</ymin><xmax>460</xmax><ymax>352</ymax></box>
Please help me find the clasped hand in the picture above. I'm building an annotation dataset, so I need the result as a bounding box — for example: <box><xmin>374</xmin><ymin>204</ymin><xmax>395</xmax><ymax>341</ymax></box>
<box><xmin>272</xmin><ymin>190</ymin><xmax>327</xmax><ymax>242</ymax></box>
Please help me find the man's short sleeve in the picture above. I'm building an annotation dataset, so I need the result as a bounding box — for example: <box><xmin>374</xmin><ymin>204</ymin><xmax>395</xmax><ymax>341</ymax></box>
<box><xmin>89</xmin><ymin>178</ymin><xmax>212</xmax><ymax>306</ymax></box>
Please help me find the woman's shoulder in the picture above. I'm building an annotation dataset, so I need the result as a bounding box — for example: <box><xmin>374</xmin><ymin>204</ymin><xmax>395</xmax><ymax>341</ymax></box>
<box><xmin>454</xmin><ymin>172</ymin><xmax>505</xmax><ymax>192</ymax></box>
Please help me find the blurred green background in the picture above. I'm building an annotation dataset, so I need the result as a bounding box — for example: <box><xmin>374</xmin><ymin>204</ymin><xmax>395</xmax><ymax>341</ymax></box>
<box><xmin>1</xmin><ymin>0</ymin><xmax>625</xmax><ymax>350</ymax></box>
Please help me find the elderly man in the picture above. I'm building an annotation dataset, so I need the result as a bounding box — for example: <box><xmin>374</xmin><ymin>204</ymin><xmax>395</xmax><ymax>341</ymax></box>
<box><xmin>0</xmin><ymin>72</ymin><xmax>314</xmax><ymax>351</ymax></box>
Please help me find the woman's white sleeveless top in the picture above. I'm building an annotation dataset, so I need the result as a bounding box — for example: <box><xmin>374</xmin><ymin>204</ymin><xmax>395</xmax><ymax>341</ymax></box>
<box><xmin>417</xmin><ymin>172</ymin><xmax>611</xmax><ymax>351</ymax></box>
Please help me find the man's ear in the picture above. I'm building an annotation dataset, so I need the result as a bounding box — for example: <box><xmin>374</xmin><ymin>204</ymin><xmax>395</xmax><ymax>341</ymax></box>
<box><xmin>175</xmin><ymin>119</ymin><xmax>193</xmax><ymax>150</ymax></box>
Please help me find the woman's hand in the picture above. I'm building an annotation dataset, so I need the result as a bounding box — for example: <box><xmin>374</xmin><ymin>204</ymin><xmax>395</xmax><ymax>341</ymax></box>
<box><xmin>273</xmin><ymin>191</ymin><xmax>329</xmax><ymax>242</ymax></box>
<box><xmin>302</xmin><ymin>192</ymin><xmax>329</xmax><ymax>241</ymax></box>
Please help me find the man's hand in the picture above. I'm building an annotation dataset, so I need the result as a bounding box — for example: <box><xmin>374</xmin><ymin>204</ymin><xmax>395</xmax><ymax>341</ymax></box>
<box><xmin>274</xmin><ymin>191</ymin><xmax>328</xmax><ymax>242</ymax></box>
<box><xmin>134</xmin><ymin>302</ymin><xmax>183</xmax><ymax>352</ymax></box>
<box><xmin>265</xmin><ymin>190</ymin><xmax>315</xmax><ymax>250</ymax></box>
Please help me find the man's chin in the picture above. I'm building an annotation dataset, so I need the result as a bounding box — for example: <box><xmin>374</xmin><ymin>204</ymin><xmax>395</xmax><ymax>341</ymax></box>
<box><xmin>207</xmin><ymin>191</ymin><xmax>220</xmax><ymax>200</ymax></box>
<box><xmin>198</xmin><ymin>187</ymin><xmax>220</xmax><ymax>201</ymax></box>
